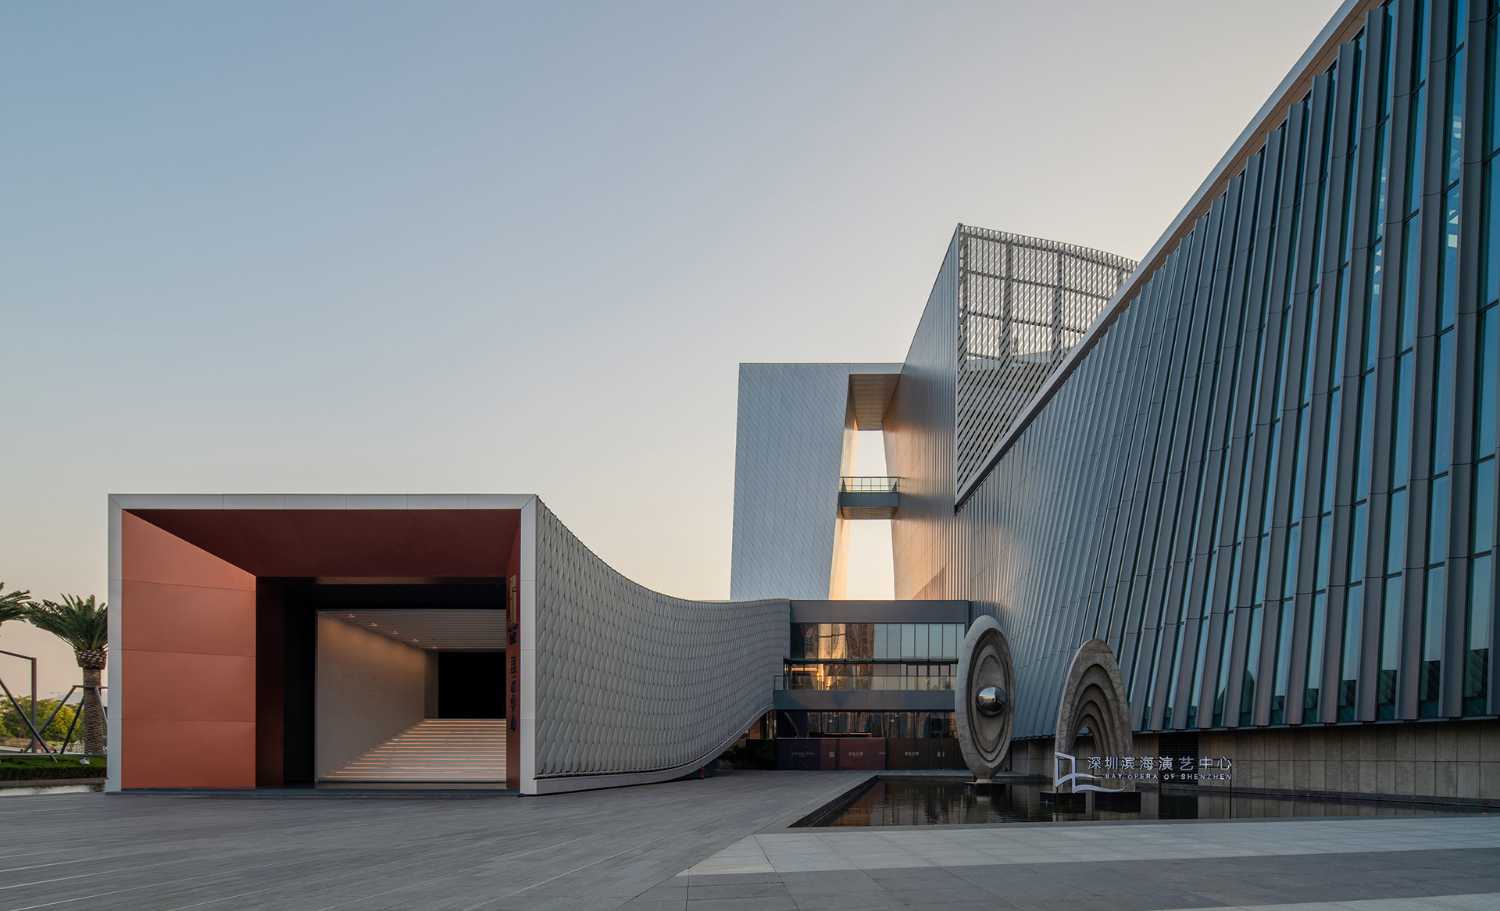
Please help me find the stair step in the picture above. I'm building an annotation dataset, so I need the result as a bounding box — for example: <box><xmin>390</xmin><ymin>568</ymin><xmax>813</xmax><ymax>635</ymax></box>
<box><xmin>320</xmin><ymin>718</ymin><xmax>508</xmax><ymax>785</ymax></box>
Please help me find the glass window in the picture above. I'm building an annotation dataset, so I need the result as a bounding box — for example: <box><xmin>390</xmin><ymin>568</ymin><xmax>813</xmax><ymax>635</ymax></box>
<box><xmin>915</xmin><ymin>625</ymin><xmax>929</xmax><ymax>659</ymax></box>
<box><xmin>1350</xmin><ymin>503</ymin><xmax>1369</xmax><ymax>583</ymax></box>
<box><xmin>901</xmin><ymin>624</ymin><xmax>915</xmax><ymax>659</ymax></box>
<box><xmin>929</xmin><ymin>624</ymin><xmax>942</xmax><ymax>660</ymax></box>
<box><xmin>1434</xmin><ymin>331</ymin><xmax>1455</xmax><ymax>473</ymax></box>
<box><xmin>1357</xmin><ymin>378</ymin><xmax>1377</xmax><ymax>499</ymax></box>
<box><xmin>874</xmin><ymin>624</ymin><xmax>888</xmax><ymax>660</ymax></box>
<box><xmin>1317</xmin><ymin>516</ymin><xmax>1333</xmax><ymax>590</ymax></box>
<box><xmin>1421</xmin><ymin>567</ymin><xmax>1447</xmax><ymax>717</ymax></box>
<box><xmin>1270</xmin><ymin>602</ymin><xmax>1295</xmax><ymax>724</ymax></box>
<box><xmin>1401</xmin><ymin>220</ymin><xmax>1420</xmax><ymax>348</ymax></box>
<box><xmin>1430</xmin><ymin>475</ymin><xmax>1451</xmax><ymax>565</ymax></box>
<box><xmin>1442</xmin><ymin>187</ymin><xmax>1460</xmax><ymax>326</ymax></box>
<box><xmin>1479</xmin><ymin>309</ymin><xmax>1498</xmax><ymax>457</ymax></box>
<box><xmin>1388</xmin><ymin>490</ymin><xmax>1409</xmax><ymax>575</ymax></box>
<box><xmin>1305</xmin><ymin>593</ymin><xmax>1327</xmax><ymax>715</ymax></box>
<box><xmin>1487</xmin><ymin>158</ymin><xmax>1500</xmax><ymax>306</ymax></box>
<box><xmin>1240</xmin><ymin>608</ymin><xmax>1264</xmax><ymax>727</ymax></box>
<box><xmin>1284</xmin><ymin>525</ymin><xmax>1301</xmax><ymax>602</ymax></box>
<box><xmin>1466</xmin><ymin>555</ymin><xmax>1493</xmax><ymax>712</ymax></box>
<box><xmin>1379</xmin><ymin>576</ymin><xmax>1405</xmax><ymax>717</ymax></box>
<box><xmin>1340</xmin><ymin>585</ymin><xmax>1364</xmax><ymax>721</ymax></box>
<box><xmin>850</xmin><ymin>623</ymin><xmax>875</xmax><ymax>659</ymax></box>
<box><xmin>1393</xmin><ymin>355</ymin><xmax>1415</xmax><ymax>482</ymax></box>
<box><xmin>1476</xmin><ymin>458</ymin><xmax>1497</xmax><ymax>554</ymax></box>
<box><xmin>943</xmin><ymin>623</ymin><xmax>957</xmax><ymax>659</ymax></box>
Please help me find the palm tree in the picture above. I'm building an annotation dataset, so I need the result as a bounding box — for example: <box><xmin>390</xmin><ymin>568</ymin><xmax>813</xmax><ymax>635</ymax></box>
<box><xmin>27</xmin><ymin>595</ymin><xmax>108</xmax><ymax>756</ymax></box>
<box><xmin>1</xmin><ymin>583</ymin><xmax>39</xmax><ymax>750</ymax></box>
<box><xmin>0</xmin><ymin>582</ymin><xmax>28</xmax><ymax>628</ymax></box>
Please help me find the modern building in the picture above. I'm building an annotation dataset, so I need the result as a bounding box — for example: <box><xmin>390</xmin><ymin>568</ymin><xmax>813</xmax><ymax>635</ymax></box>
<box><xmin>107</xmin><ymin>498</ymin><xmax>784</xmax><ymax>794</ymax></box>
<box><xmin>109</xmin><ymin>0</ymin><xmax>1500</xmax><ymax>801</ymax></box>
<box><xmin>879</xmin><ymin>0</ymin><xmax>1500</xmax><ymax>795</ymax></box>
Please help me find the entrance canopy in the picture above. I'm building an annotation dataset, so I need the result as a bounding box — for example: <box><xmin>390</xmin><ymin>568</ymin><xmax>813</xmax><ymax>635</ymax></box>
<box><xmin>108</xmin><ymin>495</ymin><xmax>531</xmax><ymax>791</ymax></box>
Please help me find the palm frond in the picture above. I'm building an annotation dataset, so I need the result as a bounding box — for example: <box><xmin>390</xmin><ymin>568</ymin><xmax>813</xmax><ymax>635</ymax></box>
<box><xmin>26</xmin><ymin>594</ymin><xmax>108</xmax><ymax>653</ymax></box>
<box><xmin>0</xmin><ymin>582</ymin><xmax>32</xmax><ymax>626</ymax></box>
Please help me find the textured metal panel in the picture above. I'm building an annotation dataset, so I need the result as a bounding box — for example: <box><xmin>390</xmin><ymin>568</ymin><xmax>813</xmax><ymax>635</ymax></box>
<box><xmin>730</xmin><ymin>362</ymin><xmax>899</xmax><ymax>600</ymax></box>
<box><xmin>885</xmin><ymin>0</ymin><xmax>1488</xmax><ymax>742</ymax></box>
<box><xmin>532</xmin><ymin>501</ymin><xmax>787</xmax><ymax>783</ymax></box>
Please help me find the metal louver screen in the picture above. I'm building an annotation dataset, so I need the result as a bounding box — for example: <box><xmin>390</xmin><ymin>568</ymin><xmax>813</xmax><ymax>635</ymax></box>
<box><xmin>955</xmin><ymin>226</ymin><xmax>1135</xmax><ymax>491</ymax></box>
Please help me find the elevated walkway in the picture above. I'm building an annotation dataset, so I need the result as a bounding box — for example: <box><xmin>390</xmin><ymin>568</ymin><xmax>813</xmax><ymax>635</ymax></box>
<box><xmin>320</xmin><ymin>718</ymin><xmax>506</xmax><ymax>786</ymax></box>
<box><xmin>838</xmin><ymin>476</ymin><xmax>900</xmax><ymax>519</ymax></box>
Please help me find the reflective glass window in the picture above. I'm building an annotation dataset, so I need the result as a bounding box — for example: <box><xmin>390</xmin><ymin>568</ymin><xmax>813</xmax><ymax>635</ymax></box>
<box><xmin>1476</xmin><ymin>458</ymin><xmax>1497</xmax><ymax>554</ymax></box>
<box><xmin>1430</xmin><ymin>475</ymin><xmax>1451</xmax><ymax>565</ymax></box>
<box><xmin>1466</xmin><ymin>555</ymin><xmax>1492</xmax><ymax>713</ymax></box>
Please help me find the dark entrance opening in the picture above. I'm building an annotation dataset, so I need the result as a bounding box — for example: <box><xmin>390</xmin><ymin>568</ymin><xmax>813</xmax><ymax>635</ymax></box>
<box><xmin>438</xmin><ymin>652</ymin><xmax>506</xmax><ymax>718</ymax></box>
<box><xmin>256</xmin><ymin>579</ymin><xmax>506</xmax><ymax>786</ymax></box>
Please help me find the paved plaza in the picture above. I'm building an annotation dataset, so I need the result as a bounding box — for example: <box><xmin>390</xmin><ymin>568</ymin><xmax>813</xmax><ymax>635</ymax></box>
<box><xmin>0</xmin><ymin>772</ymin><xmax>1497</xmax><ymax>910</ymax></box>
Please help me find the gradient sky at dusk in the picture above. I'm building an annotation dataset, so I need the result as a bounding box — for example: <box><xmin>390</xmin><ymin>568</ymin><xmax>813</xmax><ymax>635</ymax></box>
<box><xmin>2</xmin><ymin>0</ymin><xmax>1342</xmax><ymax>692</ymax></box>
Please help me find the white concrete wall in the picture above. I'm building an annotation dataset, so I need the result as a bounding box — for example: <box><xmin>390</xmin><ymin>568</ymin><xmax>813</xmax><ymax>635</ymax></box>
<box><xmin>315</xmin><ymin>614</ymin><xmax>427</xmax><ymax>779</ymax></box>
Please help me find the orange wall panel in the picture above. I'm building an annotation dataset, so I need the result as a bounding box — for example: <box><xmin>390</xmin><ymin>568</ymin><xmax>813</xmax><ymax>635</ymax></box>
<box><xmin>120</xmin><ymin>580</ymin><xmax>256</xmax><ymax>658</ymax></box>
<box><xmin>121</xmin><ymin>513</ymin><xmax>256</xmax><ymax>789</ymax></box>
<box><xmin>121</xmin><ymin>720</ymin><xmax>255</xmax><ymax>789</ymax></box>
<box><xmin>121</xmin><ymin>513</ymin><xmax>256</xmax><ymax>592</ymax></box>
<box><xmin>120</xmin><ymin>651</ymin><xmax>256</xmax><ymax>723</ymax></box>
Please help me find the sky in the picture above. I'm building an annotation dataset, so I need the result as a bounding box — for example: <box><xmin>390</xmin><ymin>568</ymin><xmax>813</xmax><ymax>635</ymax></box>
<box><xmin>0</xmin><ymin>0</ymin><xmax>1344</xmax><ymax>694</ymax></box>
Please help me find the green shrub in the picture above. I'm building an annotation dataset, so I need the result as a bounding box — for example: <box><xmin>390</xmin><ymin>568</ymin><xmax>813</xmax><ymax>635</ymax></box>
<box><xmin>0</xmin><ymin>755</ymin><xmax>106</xmax><ymax>781</ymax></box>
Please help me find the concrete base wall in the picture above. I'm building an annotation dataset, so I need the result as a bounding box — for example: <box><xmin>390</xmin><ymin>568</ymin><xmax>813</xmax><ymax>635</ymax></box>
<box><xmin>1193</xmin><ymin>722</ymin><xmax>1500</xmax><ymax>800</ymax></box>
<box><xmin>1009</xmin><ymin>719</ymin><xmax>1500</xmax><ymax>800</ymax></box>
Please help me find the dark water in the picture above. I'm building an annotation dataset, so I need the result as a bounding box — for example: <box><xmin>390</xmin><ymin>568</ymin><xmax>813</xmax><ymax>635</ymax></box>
<box><xmin>798</xmin><ymin>777</ymin><xmax>1493</xmax><ymax>827</ymax></box>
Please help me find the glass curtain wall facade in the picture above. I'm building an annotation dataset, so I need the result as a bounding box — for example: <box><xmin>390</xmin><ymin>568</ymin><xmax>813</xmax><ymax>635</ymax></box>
<box><xmin>886</xmin><ymin>0</ymin><xmax>1499</xmax><ymax>741</ymax></box>
<box><xmin>785</xmin><ymin>622</ymin><xmax>963</xmax><ymax>691</ymax></box>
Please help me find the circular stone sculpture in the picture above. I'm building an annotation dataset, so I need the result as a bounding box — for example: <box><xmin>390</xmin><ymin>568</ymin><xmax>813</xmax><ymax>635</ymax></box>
<box><xmin>1053</xmin><ymin>639</ymin><xmax>1133</xmax><ymax>789</ymax></box>
<box><xmin>954</xmin><ymin>616</ymin><xmax>1016</xmax><ymax>782</ymax></box>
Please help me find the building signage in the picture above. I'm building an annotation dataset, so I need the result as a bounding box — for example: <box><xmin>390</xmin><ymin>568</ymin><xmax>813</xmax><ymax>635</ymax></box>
<box><xmin>1055</xmin><ymin>751</ymin><xmax>1234</xmax><ymax>790</ymax></box>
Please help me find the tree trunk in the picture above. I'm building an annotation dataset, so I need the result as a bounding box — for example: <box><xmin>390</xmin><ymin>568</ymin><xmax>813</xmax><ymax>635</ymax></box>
<box><xmin>81</xmin><ymin>666</ymin><xmax>104</xmax><ymax>756</ymax></box>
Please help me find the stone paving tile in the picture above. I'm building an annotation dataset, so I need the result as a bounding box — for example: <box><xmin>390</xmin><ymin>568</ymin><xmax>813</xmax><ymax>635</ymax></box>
<box><xmin>0</xmin><ymin>772</ymin><xmax>864</xmax><ymax>911</ymax></box>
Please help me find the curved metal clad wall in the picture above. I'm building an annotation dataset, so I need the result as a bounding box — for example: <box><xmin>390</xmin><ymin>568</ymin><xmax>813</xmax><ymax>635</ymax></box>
<box><xmin>532</xmin><ymin>501</ymin><xmax>788</xmax><ymax>785</ymax></box>
<box><xmin>890</xmin><ymin>0</ymin><xmax>1500</xmax><ymax>741</ymax></box>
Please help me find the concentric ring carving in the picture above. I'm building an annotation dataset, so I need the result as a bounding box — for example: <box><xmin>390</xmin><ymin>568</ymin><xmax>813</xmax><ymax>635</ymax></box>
<box><xmin>954</xmin><ymin>615</ymin><xmax>1015</xmax><ymax>781</ymax></box>
<box><xmin>1053</xmin><ymin>639</ymin><xmax>1133</xmax><ymax>779</ymax></box>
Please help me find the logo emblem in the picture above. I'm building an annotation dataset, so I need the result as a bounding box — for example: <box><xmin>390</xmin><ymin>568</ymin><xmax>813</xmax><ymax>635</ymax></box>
<box><xmin>1053</xmin><ymin>751</ymin><xmax>1123</xmax><ymax>793</ymax></box>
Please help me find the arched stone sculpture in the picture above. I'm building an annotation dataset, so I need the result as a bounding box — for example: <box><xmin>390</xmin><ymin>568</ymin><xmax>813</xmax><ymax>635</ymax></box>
<box><xmin>954</xmin><ymin>616</ymin><xmax>1016</xmax><ymax>782</ymax></box>
<box><xmin>1053</xmin><ymin>639</ymin><xmax>1133</xmax><ymax>790</ymax></box>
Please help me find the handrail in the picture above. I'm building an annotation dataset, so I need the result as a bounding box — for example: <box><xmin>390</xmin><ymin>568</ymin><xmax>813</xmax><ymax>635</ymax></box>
<box><xmin>0</xmin><ymin>677</ymin><xmax>108</xmax><ymax>758</ymax></box>
<box><xmin>0</xmin><ymin>650</ymin><xmax>45</xmax><ymax>754</ymax></box>
<box><xmin>839</xmin><ymin>476</ymin><xmax>900</xmax><ymax>494</ymax></box>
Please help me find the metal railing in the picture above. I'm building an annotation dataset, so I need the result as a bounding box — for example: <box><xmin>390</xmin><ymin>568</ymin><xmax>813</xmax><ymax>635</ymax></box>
<box><xmin>775</xmin><ymin>665</ymin><xmax>955</xmax><ymax>693</ymax></box>
<box><xmin>839</xmin><ymin>476</ymin><xmax>900</xmax><ymax>494</ymax></box>
<box><xmin>1</xmin><ymin>650</ymin><xmax>107</xmax><ymax>757</ymax></box>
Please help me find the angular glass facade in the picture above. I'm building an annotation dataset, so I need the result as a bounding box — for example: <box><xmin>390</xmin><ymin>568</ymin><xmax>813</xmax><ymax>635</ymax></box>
<box><xmin>887</xmin><ymin>0</ymin><xmax>1500</xmax><ymax>739</ymax></box>
<box><xmin>786</xmin><ymin>622</ymin><xmax>963</xmax><ymax>691</ymax></box>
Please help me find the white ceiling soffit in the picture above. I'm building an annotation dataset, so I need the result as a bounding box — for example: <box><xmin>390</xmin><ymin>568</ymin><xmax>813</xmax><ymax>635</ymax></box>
<box><xmin>848</xmin><ymin>370</ymin><xmax>901</xmax><ymax>431</ymax></box>
<box><xmin>325</xmin><ymin>609</ymin><xmax>508</xmax><ymax>651</ymax></box>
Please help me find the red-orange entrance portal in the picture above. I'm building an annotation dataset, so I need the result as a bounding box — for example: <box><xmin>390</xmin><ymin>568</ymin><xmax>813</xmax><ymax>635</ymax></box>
<box><xmin>118</xmin><ymin>508</ymin><xmax>521</xmax><ymax>790</ymax></box>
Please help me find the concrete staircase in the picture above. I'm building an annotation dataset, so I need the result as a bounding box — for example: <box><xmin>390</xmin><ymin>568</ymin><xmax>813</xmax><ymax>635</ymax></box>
<box><xmin>321</xmin><ymin>719</ymin><xmax>507</xmax><ymax>786</ymax></box>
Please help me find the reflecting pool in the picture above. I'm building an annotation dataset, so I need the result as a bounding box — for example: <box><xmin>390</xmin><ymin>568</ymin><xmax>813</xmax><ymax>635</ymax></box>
<box><xmin>795</xmin><ymin>776</ymin><xmax>1493</xmax><ymax>827</ymax></box>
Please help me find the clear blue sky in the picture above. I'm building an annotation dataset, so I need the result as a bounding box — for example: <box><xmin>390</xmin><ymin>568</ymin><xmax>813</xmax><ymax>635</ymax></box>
<box><xmin>0</xmin><ymin>0</ymin><xmax>1342</xmax><ymax>692</ymax></box>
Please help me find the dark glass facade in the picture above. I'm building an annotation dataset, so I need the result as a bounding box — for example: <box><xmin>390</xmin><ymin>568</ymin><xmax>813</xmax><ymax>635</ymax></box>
<box><xmin>887</xmin><ymin>0</ymin><xmax>1500</xmax><ymax>741</ymax></box>
<box><xmin>774</xmin><ymin>710</ymin><xmax>958</xmax><ymax>739</ymax></box>
<box><xmin>785</xmin><ymin>622</ymin><xmax>963</xmax><ymax>691</ymax></box>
